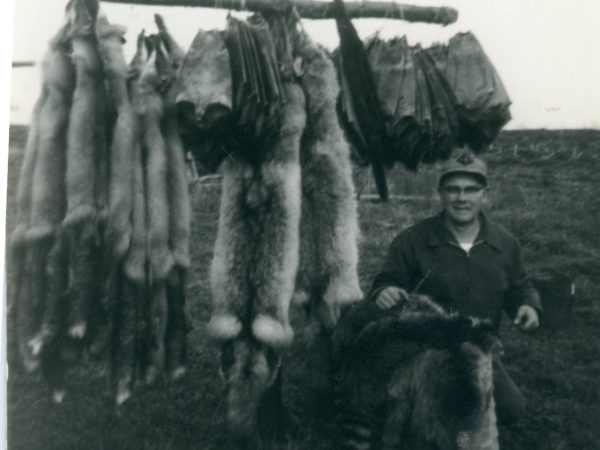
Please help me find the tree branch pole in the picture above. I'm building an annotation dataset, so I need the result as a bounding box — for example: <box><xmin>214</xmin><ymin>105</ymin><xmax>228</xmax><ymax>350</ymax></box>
<box><xmin>101</xmin><ymin>0</ymin><xmax>458</xmax><ymax>25</ymax></box>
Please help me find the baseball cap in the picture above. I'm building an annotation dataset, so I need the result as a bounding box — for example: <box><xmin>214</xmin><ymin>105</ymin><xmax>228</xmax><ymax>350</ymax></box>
<box><xmin>439</xmin><ymin>151</ymin><xmax>488</xmax><ymax>187</ymax></box>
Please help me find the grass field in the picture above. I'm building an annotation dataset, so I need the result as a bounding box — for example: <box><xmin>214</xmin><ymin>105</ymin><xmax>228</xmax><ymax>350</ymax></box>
<box><xmin>5</xmin><ymin>126</ymin><xmax>600</xmax><ymax>449</ymax></box>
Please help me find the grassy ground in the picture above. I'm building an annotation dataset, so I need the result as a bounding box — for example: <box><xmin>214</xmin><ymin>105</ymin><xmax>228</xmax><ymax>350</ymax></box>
<box><xmin>5</xmin><ymin>127</ymin><xmax>600</xmax><ymax>449</ymax></box>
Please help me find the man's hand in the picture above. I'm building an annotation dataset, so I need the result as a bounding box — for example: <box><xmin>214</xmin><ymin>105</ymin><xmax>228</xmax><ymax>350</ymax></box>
<box><xmin>375</xmin><ymin>287</ymin><xmax>409</xmax><ymax>310</ymax></box>
<box><xmin>514</xmin><ymin>305</ymin><xmax>540</xmax><ymax>331</ymax></box>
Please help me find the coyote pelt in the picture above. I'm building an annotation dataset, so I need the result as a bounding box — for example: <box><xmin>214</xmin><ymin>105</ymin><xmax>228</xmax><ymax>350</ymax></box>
<box><xmin>209</xmin><ymin>82</ymin><xmax>305</xmax><ymax>348</ymax></box>
<box><xmin>293</xmin><ymin>33</ymin><xmax>362</xmax><ymax>328</ymax></box>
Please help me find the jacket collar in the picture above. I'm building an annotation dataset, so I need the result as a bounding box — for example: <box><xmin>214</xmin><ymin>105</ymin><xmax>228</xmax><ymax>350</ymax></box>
<box><xmin>427</xmin><ymin>212</ymin><xmax>503</xmax><ymax>251</ymax></box>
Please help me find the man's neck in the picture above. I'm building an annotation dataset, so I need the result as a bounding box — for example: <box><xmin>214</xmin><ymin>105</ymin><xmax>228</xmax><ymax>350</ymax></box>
<box><xmin>444</xmin><ymin>215</ymin><xmax>481</xmax><ymax>243</ymax></box>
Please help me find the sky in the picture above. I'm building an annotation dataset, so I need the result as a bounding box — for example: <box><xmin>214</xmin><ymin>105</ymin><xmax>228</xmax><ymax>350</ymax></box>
<box><xmin>7</xmin><ymin>0</ymin><xmax>600</xmax><ymax>129</ymax></box>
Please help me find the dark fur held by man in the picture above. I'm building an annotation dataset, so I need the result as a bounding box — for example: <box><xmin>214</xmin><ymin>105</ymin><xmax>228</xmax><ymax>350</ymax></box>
<box><xmin>332</xmin><ymin>295</ymin><xmax>500</xmax><ymax>450</ymax></box>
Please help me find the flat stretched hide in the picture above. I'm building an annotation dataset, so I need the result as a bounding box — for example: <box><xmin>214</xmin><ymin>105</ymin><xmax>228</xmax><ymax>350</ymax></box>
<box><xmin>366</xmin><ymin>37</ymin><xmax>459</xmax><ymax>171</ymax></box>
<box><xmin>209</xmin><ymin>82</ymin><xmax>304</xmax><ymax>349</ymax></box>
<box><xmin>294</xmin><ymin>33</ymin><xmax>362</xmax><ymax>330</ymax></box>
<box><xmin>444</xmin><ymin>32</ymin><xmax>511</xmax><ymax>150</ymax></box>
<box><xmin>175</xmin><ymin>29</ymin><xmax>232</xmax><ymax>122</ymax></box>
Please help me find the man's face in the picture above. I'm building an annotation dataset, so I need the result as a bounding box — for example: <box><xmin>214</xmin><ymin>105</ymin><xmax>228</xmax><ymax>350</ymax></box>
<box><xmin>439</xmin><ymin>174</ymin><xmax>487</xmax><ymax>226</ymax></box>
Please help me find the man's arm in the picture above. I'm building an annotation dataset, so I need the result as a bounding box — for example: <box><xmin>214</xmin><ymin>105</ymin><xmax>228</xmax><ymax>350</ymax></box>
<box><xmin>503</xmin><ymin>239</ymin><xmax>542</xmax><ymax>330</ymax></box>
<box><xmin>367</xmin><ymin>234</ymin><xmax>415</xmax><ymax>308</ymax></box>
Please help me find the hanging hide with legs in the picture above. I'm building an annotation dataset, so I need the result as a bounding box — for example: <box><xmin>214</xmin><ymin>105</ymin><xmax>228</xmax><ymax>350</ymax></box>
<box><xmin>208</xmin><ymin>82</ymin><xmax>305</xmax><ymax>445</ymax></box>
<box><xmin>293</xmin><ymin>32</ymin><xmax>362</xmax><ymax>331</ymax></box>
<box><xmin>15</xmin><ymin>26</ymin><xmax>75</xmax><ymax>373</ymax></box>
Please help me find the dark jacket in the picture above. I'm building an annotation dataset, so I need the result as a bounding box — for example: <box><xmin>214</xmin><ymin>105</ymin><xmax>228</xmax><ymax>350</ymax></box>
<box><xmin>368</xmin><ymin>212</ymin><xmax>542</xmax><ymax>331</ymax></box>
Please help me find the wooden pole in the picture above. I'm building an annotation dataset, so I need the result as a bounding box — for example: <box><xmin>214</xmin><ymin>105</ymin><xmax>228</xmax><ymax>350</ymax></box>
<box><xmin>12</xmin><ymin>61</ymin><xmax>36</xmax><ymax>68</ymax></box>
<box><xmin>100</xmin><ymin>0</ymin><xmax>458</xmax><ymax>25</ymax></box>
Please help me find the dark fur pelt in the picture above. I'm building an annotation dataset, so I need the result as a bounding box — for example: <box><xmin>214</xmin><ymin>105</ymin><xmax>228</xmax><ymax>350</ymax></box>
<box><xmin>332</xmin><ymin>295</ymin><xmax>499</xmax><ymax>450</ymax></box>
<box><xmin>293</xmin><ymin>32</ymin><xmax>362</xmax><ymax>332</ymax></box>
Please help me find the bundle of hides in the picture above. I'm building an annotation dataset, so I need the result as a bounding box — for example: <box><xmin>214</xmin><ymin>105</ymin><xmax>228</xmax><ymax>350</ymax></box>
<box><xmin>425</xmin><ymin>32</ymin><xmax>512</xmax><ymax>151</ymax></box>
<box><xmin>333</xmin><ymin>0</ymin><xmax>391</xmax><ymax>201</ymax></box>
<box><xmin>366</xmin><ymin>36</ymin><xmax>460</xmax><ymax>171</ymax></box>
<box><xmin>8</xmin><ymin>0</ymin><xmax>191</xmax><ymax>405</ymax></box>
<box><xmin>175</xmin><ymin>14</ymin><xmax>285</xmax><ymax>172</ymax></box>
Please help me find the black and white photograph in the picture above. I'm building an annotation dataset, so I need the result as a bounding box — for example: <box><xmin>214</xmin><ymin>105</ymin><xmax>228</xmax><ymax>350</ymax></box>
<box><xmin>2</xmin><ymin>0</ymin><xmax>599</xmax><ymax>448</ymax></box>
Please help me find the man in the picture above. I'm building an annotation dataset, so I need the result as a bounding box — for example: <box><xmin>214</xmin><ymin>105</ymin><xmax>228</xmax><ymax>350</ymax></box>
<box><xmin>368</xmin><ymin>149</ymin><xmax>541</xmax><ymax>424</ymax></box>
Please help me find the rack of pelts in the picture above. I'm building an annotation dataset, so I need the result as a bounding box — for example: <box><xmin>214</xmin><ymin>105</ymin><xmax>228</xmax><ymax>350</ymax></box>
<box><xmin>8</xmin><ymin>0</ymin><xmax>191</xmax><ymax>405</ymax></box>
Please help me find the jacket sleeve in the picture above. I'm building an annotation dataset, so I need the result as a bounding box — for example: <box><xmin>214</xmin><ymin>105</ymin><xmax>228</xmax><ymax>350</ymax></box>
<box><xmin>367</xmin><ymin>233</ymin><xmax>415</xmax><ymax>302</ymax></box>
<box><xmin>502</xmin><ymin>238</ymin><xmax>542</xmax><ymax>319</ymax></box>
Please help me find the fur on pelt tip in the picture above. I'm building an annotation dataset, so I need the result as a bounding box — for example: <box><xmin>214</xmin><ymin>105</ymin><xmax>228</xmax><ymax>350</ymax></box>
<box><xmin>207</xmin><ymin>314</ymin><xmax>243</xmax><ymax>341</ymax></box>
<box><xmin>324</xmin><ymin>277</ymin><xmax>363</xmax><ymax>307</ymax></box>
<box><xmin>252</xmin><ymin>315</ymin><xmax>294</xmax><ymax>349</ymax></box>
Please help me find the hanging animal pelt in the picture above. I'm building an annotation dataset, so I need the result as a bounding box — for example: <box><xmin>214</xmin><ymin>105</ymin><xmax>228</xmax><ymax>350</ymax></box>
<box><xmin>333</xmin><ymin>0</ymin><xmax>390</xmax><ymax>201</ymax></box>
<box><xmin>175</xmin><ymin>29</ymin><xmax>233</xmax><ymax>172</ymax></box>
<box><xmin>208</xmin><ymin>82</ymin><xmax>304</xmax><ymax>447</ymax></box>
<box><xmin>12</xmin><ymin>23</ymin><xmax>75</xmax><ymax>374</ymax></box>
<box><xmin>293</xmin><ymin>32</ymin><xmax>362</xmax><ymax>331</ymax></box>
<box><xmin>208</xmin><ymin>81</ymin><xmax>305</xmax><ymax>349</ymax></box>
<box><xmin>97</xmin><ymin>16</ymin><xmax>136</xmax><ymax>263</ymax></box>
<box><xmin>431</xmin><ymin>32</ymin><xmax>512</xmax><ymax>151</ymax></box>
<box><xmin>63</xmin><ymin>2</ymin><xmax>105</xmax><ymax>340</ymax></box>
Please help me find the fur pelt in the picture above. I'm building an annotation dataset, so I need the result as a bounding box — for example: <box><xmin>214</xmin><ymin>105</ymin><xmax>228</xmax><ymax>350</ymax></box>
<box><xmin>155</xmin><ymin>14</ymin><xmax>185</xmax><ymax>69</ymax></box>
<box><xmin>27</xmin><ymin>231</ymin><xmax>69</xmax><ymax>359</ymax></box>
<box><xmin>209</xmin><ymin>82</ymin><xmax>305</xmax><ymax>348</ymax></box>
<box><xmin>63</xmin><ymin>28</ymin><xmax>102</xmax><ymax>229</ymax></box>
<box><xmin>383</xmin><ymin>343</ymin><xmax>498</xmax><ymax>450</ymax></box>
<box><xmin>26</xmin><ymin>39</ymin><xmax>74</xmax><ymax>243</ymax></box>
<box><xmin>138</xmin><ymin>51</ymin><xmax>174</xmax><ymax>282</ymax></box>
<box><xmin>15</xmin><ymin>242</ymin><xmax>52</xmax><ymax>372</ymax></box>
<box><xmin>333</xmin><ymin>295</ymin><xmax>499</xmax><ymax>450</ymax></box>
<box><xmin>12</xmin><ymin>94</ymin><xmax>45</xmax><ymax>248</ymax></box>
<box><xmin>293</xmin><ymin>33</ymin><xmax>362</xmax><ymax>330</ymax></box>
<box><xmin>96</xmin><ymin>17</ymin><xmax>136</xmax><ymax>262</ymax></box>
<box><xmin>163</xmin><ymin>109</ymin><xmax>191</xmax><ymax>270</ymax></box>
<box><xmin>122</xmin><ymin>125</ymin><xmax>146</xmax><ymax>285</ymax></box>
<box><xmin>15</xmin><ymin>35</ymin><xmax>74</xmax><ymax>373</ymax></box>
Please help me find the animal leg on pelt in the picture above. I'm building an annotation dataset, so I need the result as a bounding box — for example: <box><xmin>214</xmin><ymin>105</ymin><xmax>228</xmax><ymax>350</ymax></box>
<box><xmin>249</xmin><ymin>82</ymin><xmax>305</xmax><ymax>349</ymax></box>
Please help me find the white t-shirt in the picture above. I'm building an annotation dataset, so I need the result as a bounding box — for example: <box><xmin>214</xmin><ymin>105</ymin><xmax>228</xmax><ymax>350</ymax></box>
<box><xmin>458</xmin><ymin>241</ymin><xmax>474</xmax><ymax>253</ymax></box>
